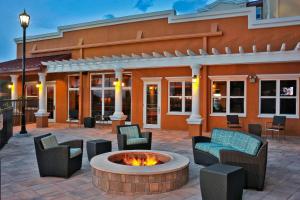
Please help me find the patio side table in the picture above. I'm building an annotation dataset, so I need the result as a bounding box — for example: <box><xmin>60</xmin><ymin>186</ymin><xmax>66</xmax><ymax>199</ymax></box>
<box><xmin>200</xmin><ymin>164</ymin><xmax>244</xmax><ymax>200</ymax></box>
<box><xmin>87</xmin><ymin>139</ymin><xmax>112</xmax><ymax>161</ymax></box>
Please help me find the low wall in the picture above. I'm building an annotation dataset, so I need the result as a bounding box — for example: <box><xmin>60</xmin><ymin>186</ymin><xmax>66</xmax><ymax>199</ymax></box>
<box><xmin>0</xmin><ymin>108</ymin><xmax>13</xmax><ymax>149</ymax></box>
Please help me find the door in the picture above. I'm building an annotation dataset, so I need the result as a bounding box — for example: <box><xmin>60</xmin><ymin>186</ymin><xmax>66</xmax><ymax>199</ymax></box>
<box><xmin>46</xmin><ymin>84</ymin><xmax>56</xmax><ymax>122</ymax></box>
<box><xmin>143</xmin><ymin>79</ymin><xmax>161</xmax><ymax>128</ymax></box>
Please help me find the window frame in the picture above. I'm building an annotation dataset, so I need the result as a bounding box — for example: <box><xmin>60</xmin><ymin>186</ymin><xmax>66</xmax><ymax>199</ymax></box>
<box><xmin>258</xmin><ymin>75</ymin><xmax>299</xmax><ymax>119</ymax></box>
<box><xmin>166</xmin><ymin>77</ymin><xmax>192</xmax><ymax>115</ymax></box>
<box><xmin>68</xmin><ymin>74</ymin><xmax>80</xmax><ymax>122</ymax></box>
<box><xmin>90</xmin><ymin>72</ymin><xmax>132</xmax><ymax>122</ymax></box>
<box><xmin>209</xmin><ymin>75</ymin><xmax>247</xmax><ymax>117</ymax></box>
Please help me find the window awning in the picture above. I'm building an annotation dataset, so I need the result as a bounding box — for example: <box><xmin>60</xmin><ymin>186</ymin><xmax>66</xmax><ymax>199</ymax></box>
<box><xmin>0</xmin><ymin>54</ymin><xmax>71</xmax><ymax>74</ymax></box>
<box><xmin>42</xmin><ymin>42</ymin><xmax>300</xmax><ymax>73</ymax></box>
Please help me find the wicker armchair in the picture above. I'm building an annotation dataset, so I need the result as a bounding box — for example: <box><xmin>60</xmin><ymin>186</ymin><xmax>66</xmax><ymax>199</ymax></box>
<box><xmin>226</xmin><ymin>115</ymin><xmax>242</xmax><ymax>129</ymax></box>
<box><xmin>265</xmin><ymin>116</ymin><xmax>286</xmax><ymax>138</ymax></box>
<box><xmin>34</xmin><ymin>134</ymin><xmax>83</xmax><ymax>178</ymax></box>
<box><xmin>117</xmin><ymin>124</ymin><xmax>152</xmax><ymax>150</ymax></box>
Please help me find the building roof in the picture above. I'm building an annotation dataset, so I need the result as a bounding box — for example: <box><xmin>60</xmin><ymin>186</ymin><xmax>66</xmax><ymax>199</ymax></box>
<box><xmin>198</xmin><ymin>0</ymin><xmax>248</xmax><ymax>13</ymax></box>
<box><xmin>0</xmin><ymin>54</ymin><xmax>71</xmax><ymax>74</ymax></box>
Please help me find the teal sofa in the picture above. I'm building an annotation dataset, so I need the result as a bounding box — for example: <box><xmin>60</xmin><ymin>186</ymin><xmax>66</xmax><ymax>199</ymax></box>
<box><xmin>193</xmin><ymin>128</ymin><xmax>268</xmax><ymax>190</ymax></box>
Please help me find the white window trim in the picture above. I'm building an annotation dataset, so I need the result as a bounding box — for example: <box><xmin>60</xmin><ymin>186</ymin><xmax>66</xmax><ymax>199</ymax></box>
<box><xmin>67</xmin><ymin>74</ymin><xmax>80</xmax><ymax>122</ymax></box>
<box><xmin>209</xmin><ymin>76</ymin><xmax>247</xmax><ymax>117</ymax></box>
<box><xmin>167</xmin><ymin>77</ymin><xmax>192</xmax><ymax>115</ymax></box>
<box><xmin>258</xmin><ymin>76</ymin><xmax>299</xmax><ymax>119</ymax></box>
<box><xmin>90</xmin><ymin>72</ymin><xmax>132</xmax><ymax>123</ymax></box>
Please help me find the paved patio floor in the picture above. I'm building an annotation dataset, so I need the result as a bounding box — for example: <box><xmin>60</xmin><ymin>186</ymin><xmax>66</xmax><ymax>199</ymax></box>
<box><xmin>1</xmin><ymin>123</ymin><xmax>300</xmax><ymax>200</ymax></box>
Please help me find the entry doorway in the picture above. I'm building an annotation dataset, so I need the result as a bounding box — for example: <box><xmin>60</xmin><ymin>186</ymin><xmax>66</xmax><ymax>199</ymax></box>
<box><xmin>143</xmin><ymin>78</ymin><xmax>161</xmax><ymax>128</ymax></box>
<box><xmin>46</xmin><ymin>83</ymin><xmax>56</xmax><ymax>122</ymax></box>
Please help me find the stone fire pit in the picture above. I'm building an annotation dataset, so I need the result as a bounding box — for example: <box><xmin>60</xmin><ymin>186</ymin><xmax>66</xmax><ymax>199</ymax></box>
<box><xmin>90</xmin><ymin>150</ymin><xmax>189</xmax><ymax>194</ymax></box>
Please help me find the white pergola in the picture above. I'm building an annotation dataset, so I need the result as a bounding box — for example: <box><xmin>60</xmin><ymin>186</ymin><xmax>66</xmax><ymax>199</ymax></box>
<box><xmin>39</xmin><ymin>42</ymin><xmax>300</xmax><ymax>126</ymax></box>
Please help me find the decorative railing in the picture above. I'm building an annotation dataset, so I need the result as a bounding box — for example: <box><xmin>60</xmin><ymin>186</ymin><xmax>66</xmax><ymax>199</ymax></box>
<box><xmin>0</xmin><ymin>107</ymin><xmax>13</xmax><ymax>149</ymax></box>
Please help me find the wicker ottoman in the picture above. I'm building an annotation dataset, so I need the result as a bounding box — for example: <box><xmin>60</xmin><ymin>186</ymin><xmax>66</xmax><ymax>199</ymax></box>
<box><xmin>200</xmin><ymin>164</ymin><xmax>244</xmax><ymax>200</ymax></box>
<box><xmin>87</xmin><ymin>139</ymin><xmax>112</xmax><ymax>161</ymax></box>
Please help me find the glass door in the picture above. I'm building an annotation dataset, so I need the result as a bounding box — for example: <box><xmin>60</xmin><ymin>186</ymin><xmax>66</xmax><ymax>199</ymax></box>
<box><xmin>47</xmin><ymin>84</ymin><xmax>56</xmax><ymax>122</ymax></box>
<box><xmin>143</xmin><ymin>80</ymin><xmax>161</xmax><ymax>128</ymax></box>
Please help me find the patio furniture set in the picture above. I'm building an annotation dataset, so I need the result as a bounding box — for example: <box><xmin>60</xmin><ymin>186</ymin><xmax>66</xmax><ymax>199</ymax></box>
<box><xmin>33</xmin><ymin>122</ymin><xmax>270</xmax><ymax>199</ymax></box>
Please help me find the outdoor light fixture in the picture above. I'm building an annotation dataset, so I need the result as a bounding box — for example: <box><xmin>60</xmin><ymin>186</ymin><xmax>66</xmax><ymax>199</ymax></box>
<box><xmin>192</xmin><ymin>75</ymin><xmax>197</xmax><ymax>83</ymax></box>
<box><xmin>8</xmin><ymin>82</ymin><xmax>13</xmax><ymax>89</ymax></box>
<box><xmin>113</xmin><ymin>78</ymin><xmax>125</xmax><ymax>86</ymax></box>
<box><xmin>248</xmin><ymin>75</ymin><xmax>257</xmax><ymax>83</ymax></box>
<box><xmin>19</xmin><ymin>9</ymin><xmax>30</xmax><ymax>135</ymax></box>
<box><xmin>36</xmin><ymin>81</ymin><xmax>41</xmax><ymax>88</ymax></box>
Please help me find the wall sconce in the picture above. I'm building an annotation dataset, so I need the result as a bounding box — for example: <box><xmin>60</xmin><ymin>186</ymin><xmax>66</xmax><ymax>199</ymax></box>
<box><xmin>248</xmin><ymin>75</ymin><xmax>257</xmax><ymax>83</ymax></box>
<box><xmin>113</xmin><ymin>78</ymin><xmax>125</xmax><ymax>86</ymax></box>
<box><xmin>192</xmin><ymin>75</ymin><xmax>197</xmax><ymax>83</ymax></box>
<box><xmin>8</xmin><ymin>82</ymin><xmax>13</xmax><ymax>89</ymax></box>
<box><xmin>36</xmin><ymin>81</ymin><xmax>41</xmax><ymax>88</ymax></box>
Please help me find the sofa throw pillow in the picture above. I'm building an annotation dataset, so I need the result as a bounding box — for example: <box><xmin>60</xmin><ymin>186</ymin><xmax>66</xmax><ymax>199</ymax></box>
<box><xmin>41</xmin><ymin>135</ymin><xmax>59</xmax><ymax>149</ymax></box>
<box><xmin>119</xmin><ymin>126</ymin><xmax>140</xmax><ymax>139</ymax></box>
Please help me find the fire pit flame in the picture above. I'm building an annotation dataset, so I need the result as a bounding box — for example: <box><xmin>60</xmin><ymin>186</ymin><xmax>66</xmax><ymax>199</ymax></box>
<box><xmin>123</xmin><ymin>154</ymin><xmax>159</xmax><ymax>166</ymax></box>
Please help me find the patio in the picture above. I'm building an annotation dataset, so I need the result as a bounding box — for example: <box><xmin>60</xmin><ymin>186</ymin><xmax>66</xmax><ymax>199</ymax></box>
<box><xmin>1</xmin><ymin>124</ymin><xmax>300</xmax><ymax>200</ymax></box>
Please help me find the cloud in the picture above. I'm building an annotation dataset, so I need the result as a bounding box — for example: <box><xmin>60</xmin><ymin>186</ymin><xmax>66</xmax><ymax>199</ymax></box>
<box><xmin>173</xmin><ymin>0</ymin><xmax>209</xmax><ymax>13</ymax></box>
<box><xmin>103</xmin><ymin>14</ymin><xmax>115</xmax><ymax>19</ymax></box>
<box><xmin>135</xmin><ymin>0</ymin><xmax>154</xmax><ymax>12</ymax></box>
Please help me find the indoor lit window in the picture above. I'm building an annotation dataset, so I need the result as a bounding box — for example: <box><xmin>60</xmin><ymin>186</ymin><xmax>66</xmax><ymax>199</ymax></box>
<box><xmin>0</xmin><ymin>80</ymin><xmax>11</xmax><ymax>100</ymax></box>
<box><xmin>168</xmin><ymin>80</ymin><xmax>192</xmax><ymax>114</ymax></box>
<box><xmin>26</xmin><ymin>82</ymin><xmax>39</xmax><ymax>109</ymax></box>
<box><xmin>68</xmin><ymin>75</ymin><xmax>80</xmax><ymax>120</ymax></box>
<box><xmin>211</xmin><ymin>79</ymin><xmax>246</xmax><ymax>116</ymax></box>
<box><xmin>260</xmin><ymin>79</ymin><xmax>298</xmax><ymax>117</ymax></box>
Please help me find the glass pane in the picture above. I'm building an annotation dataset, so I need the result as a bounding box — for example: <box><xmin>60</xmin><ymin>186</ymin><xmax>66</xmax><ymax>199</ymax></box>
<box><xmin>170</xmin><ymin>97</ymin><xmax>182</xmax><ymax>112</ymax></box>
<box><xmin>230</xmin><ymin>98</ymin><xmax>244</xmax><ymax>113</ymax></box>
<box><xmin>123</xmin><ymin>74</ymin><xmax>132</xmax><ymax>87</ymax></box>
<box><xmin>91</xmin><ymin>90</ymin><xmax>102</xmax><ymax>117</ymax></box>
<box><xmin>212</xmin><ymin>98</ymin><xmax>226</xmax><ymax>113</ymax></box>
<box><xmin>69</xmin><ymin>76</ymin><xmax>80</xmax><ymax>88</ymax></box>
<box><xmin>260</xmin><ymin>98</ymin><xmax>276</xmax><ymax>114</ymax></box>
<box><xmin>280</xmin><ymin>98</ymin><xmax>296</xmax><ymax>115</ymax></box>
<box><xmin>122</xmin><ymin>90</ymin><xmax>131</xmax><ymax>121</ymax></box>
<box><xmin>185</xmin><ymin>97</ymin><xmax>192</xmax><ymax>112</ymax></box>
<box><xmin>170</xmin><ymin>82</ymin><xmax>182</xmax><ymax>96</ymax></box>
<box><xmin>280</xmin><ymin>80</ymin><xmax>296</xmax><ymax>96</ymax></box>
<box><xmin>212</xmin><ymin>81</ymin><xmax>227</xmax><ymax>97</ymax></box>
<box><xmin>146</xmin><ymin>84</ymin><xmax>158</xmax><ymax>124</ymax></box>
<box><xmin>47</xmin><ymin>86</ymin><xmax>54</xmax><ymax>119</ymax></box>
<box><xmin>185</xmin><ymin>82</ymin><xmax>192</xmax><ymax>96</ymax></box>
<box><xmin>69</xmin><ymin>90</ymin><xmax>79</xmax><ymax>120</ymax></box>
<box><xmin>0</xmin><ymin>80</ymin><xmax>10</xmax><ymax>100</ymax></box>
<box><xmin>26</xmin><ymin>84</ymin><xmax>38</xmax><ymax>97</ymax></box>
<box><xmin>91</xmin><ymin>75</ymin><xmax>102</xmax><ymax>87</ymax></box>
<box><xmin>261</xmin><ymin>81</ymin><xmax>276</xmax><ymax>96</ymax></box>
<box><xmin>104</xmin><ymin>74</ymin><xmax>115</xmax><ymax>88</ymax></box>
<box><xmin>104</xmin><ymin>90</ymin><xmax>114</xmax><ymax>116</ymax></box>
<box><xmin>230</xmin><ymin>81</ymin><xmax>244</xmax><ymax>96</ymax></box>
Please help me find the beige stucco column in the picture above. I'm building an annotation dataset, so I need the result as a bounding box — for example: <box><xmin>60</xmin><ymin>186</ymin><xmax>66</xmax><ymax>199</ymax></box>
<box><xmin>186</xmin><ymin>64</ymin><xmax>203</xmax><ymax>136</ymax></box>
<box><xmin>35</xmin><ymin>72</ymin><xmax>49</xmax><ymax>128</ymax></box>
<box><xmin>110</xmin><ymin>67</ymin><xmax>127</xmax><ymax>133</ymax></box>
<box><xmin>10</xmin><ymin>75</ymin><xmax>19</xmax><ymax>100</ymax></box>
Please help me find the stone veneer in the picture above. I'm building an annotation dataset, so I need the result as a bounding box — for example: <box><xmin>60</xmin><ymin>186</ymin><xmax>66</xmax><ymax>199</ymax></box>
<box><xmin>91</xmin><ymin>150</ymin><xmax>189</xmax><ymax>195</ymax></box>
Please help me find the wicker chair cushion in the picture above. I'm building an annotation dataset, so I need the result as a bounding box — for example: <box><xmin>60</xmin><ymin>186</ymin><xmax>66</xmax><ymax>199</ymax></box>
<box><xmin>70</xmin><ymin>148</ymin><xmax>82</xmax><ymax>158</ymax></box>
<box><xmin>211</xmin><ymin>128</ymin><xmax>262</xmax><ymax>156</ymax></box>
<box><xmin>41</xmin><ymin>135</ymin><xmax>58</xmax><ymax>149</ymax></box>
<box><xmin>127</xmin><ymin>138</ymin><xmax>148</xmax><ymax>145</ymax></box>
<box><xmin>195</xmin><ymin>142</ymin><xmax>223</xmax><ymax>152</ymax></box>
<box><xmin>119</xmin><ymin>126</ymin><xmax>140</xmax><ymax>139</ymax></box>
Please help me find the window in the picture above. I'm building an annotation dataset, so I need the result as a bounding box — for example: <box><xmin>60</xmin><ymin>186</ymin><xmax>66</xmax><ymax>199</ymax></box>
<box><xmin>256</xmin><ymin>6</ymin><xmax>262</xmax><ymax>19</ymax></box>
<box><xmin>168</xmin><ymin>78</ymin><xmax>192</xmax><ymax>114</ymax></box>
<box><xmin>0</xmin><ymin>80</ymin><xmax>11</xmax><ymax>100</ymax></box>
<box><xmin>259</xmin><ymin>79</ymin><xmax>298</xmax><ymax>117</ymax></box>
<box><xmin>210</xmin><ymin>78</ymin><xmax>246</xmax><ymax>116</ymax></box>
<box><xmin>90</xmin><ymin>73</ymin><xmax>132</xmax><ymax>122</ymax></box>
<box><xmin>68</xmin><ymin>75</ymin><xmax>80</xmax><ymax>120</ymax></box>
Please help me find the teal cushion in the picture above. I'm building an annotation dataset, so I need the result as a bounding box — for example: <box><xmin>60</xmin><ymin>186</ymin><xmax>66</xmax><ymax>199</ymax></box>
<box><xmin>119</xmin><ymin>126</ymin><xmax>140</xmax><ymax>139</ymax></box>
<box><xmin>127</xmin><ymin>138</ymin><xmax>148</xmax><ymax>145</ymax></box>
<box><xmin>211</xmin><ymin>128</ymin><xmax>233</xmax><ymax>146</ymax></box>
<box><xmin>195</xmin><ymin>142</ymin><xmax>222</xmax><ymax>152</ymax></box>
<box><xmin>70</xmin><ymin>148</ymin><xmax>82</xmax><ymax>158</ymax></box>
<box><xmin>41</xmin><ymin>135</ymin><xmax>58</xmax><ymax>149</ymax></box>
<box><xmin>229</xmin><ymin>131</ymin><xmax>262</xmax><ymax>156</ymax></box>
<box><xmin>208</xmin><ymin>145</ymin><xmax>237</xmax><ymax>159</ymax></box>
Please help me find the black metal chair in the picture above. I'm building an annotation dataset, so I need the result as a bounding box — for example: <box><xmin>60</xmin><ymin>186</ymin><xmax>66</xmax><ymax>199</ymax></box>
<box><xmin>265</xmin><ymin>116</ymin><xmax>286</xmax><ymax>138</ymax></box>
<box><xmin>248</xmin><ymin>124</ymin><xmax>262</xmax><ymax>137</ymax></box>
<box><xmin>34</xmin><ymin>133</ymin><xmax>83</xmax><ymax>178</ymax></box>
<box><xmin>117</xmin><ymin>124</ymin><xmax>152</xmax><ymax>150</ymax></box>
<box><xmin>226</xmin><ymin>115</ymin><xmax>242</xmax><ymax>129</ymax></box>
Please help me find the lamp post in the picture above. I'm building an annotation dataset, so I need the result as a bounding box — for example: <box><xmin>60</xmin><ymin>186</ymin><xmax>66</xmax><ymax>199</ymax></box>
<box><xmin>19</xmin><ymin>10</ymin><xmax>30</xmax><ymax>134</ymax></box>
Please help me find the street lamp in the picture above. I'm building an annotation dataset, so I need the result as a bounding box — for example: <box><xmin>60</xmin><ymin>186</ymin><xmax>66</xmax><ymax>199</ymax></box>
<box><xmin>19</xmin><ymin>10</ymin><xmax>30</xmax><ymax>134</ymax></box>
